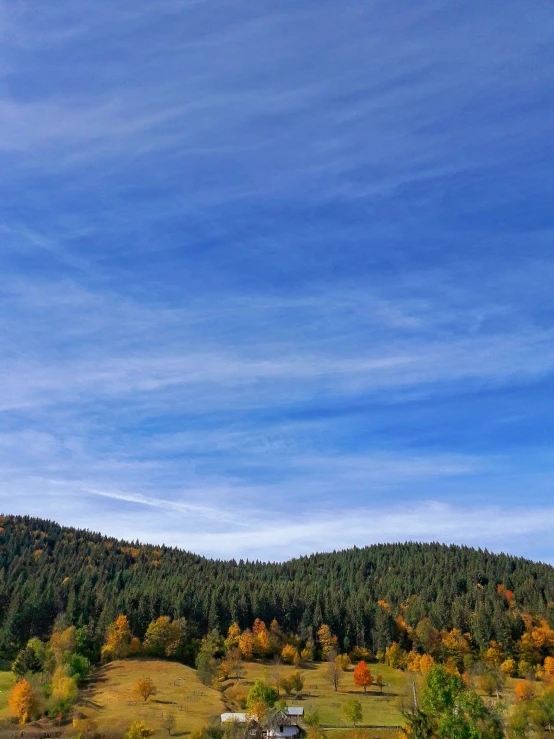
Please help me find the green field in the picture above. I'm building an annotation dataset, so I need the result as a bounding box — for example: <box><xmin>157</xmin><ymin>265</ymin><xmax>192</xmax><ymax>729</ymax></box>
<box><xmin>0</xmin><ymin>668</ymin><xmax>15</xmax><ymax>719</ymax></box>
<box><xmin>223</xmin><ymin>660</ymin><xmax>409</xmax><ymax>729</ymax></box>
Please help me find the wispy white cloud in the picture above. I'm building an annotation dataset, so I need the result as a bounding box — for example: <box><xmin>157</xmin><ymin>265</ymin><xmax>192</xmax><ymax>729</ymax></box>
<box><xmin>0</xmin><ymin>0</ymin><xmax>553</xmax><ymax>561</ymax></box>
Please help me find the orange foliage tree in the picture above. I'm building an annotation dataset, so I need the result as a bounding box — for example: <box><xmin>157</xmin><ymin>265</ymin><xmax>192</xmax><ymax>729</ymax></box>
<box><xmin>134</xmin><ymin>678</ymin><xmax>158</xmax><ymax>703</ymax></box>
<box><xmin>419</xmin><ymin>654</ymin><xmax>435</xmax><ymax>675</ymax></box>
<box><xmin>9</xmin><ymin>679</ymin><xmax>40</xmax><ymax>725</ymax></box>
<box><xmin>514</xmin><ymin>681</ymin><xmax>534</xmax><ymax>703</ymax></box>
<box><xmin>353</xmin><ymin>661</ymin><xmax>373</xmax><ymax>693</ymax></box>
<box><xmin>252</xmin><ymin>619</ymin><xmax>266</xmax><ymax>636</ymax></box>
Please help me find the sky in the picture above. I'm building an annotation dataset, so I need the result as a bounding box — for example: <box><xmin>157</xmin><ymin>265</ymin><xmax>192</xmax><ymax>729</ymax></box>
<box><xmin>0</xmin><ymin>0</ymin><xmax>553</xmax><ymax>563</ymax></box>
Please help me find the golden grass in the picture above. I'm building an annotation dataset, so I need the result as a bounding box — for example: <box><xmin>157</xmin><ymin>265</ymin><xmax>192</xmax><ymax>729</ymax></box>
<box><xmin>74</xmin><ymin>657</ymin><xmax>531</xmax><ymax>739</ymax></box>
<box><xmin>75</xmin><ymin>659</ymin><xmax>225</xmax><ymax>737</ymax></box>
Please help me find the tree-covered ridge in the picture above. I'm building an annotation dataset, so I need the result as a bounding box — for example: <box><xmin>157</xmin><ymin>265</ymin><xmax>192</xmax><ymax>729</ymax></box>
<box><xmin>1</xmin><ymin>514</ymin><xmax>554</xmax><ymax>661</ymax></box>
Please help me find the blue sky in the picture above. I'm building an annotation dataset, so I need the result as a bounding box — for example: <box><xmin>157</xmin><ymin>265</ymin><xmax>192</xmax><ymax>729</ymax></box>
<box><xmin>1</xmin><ymin>0</ymin><xmax>553</xmax><ymax>562</ymax></box>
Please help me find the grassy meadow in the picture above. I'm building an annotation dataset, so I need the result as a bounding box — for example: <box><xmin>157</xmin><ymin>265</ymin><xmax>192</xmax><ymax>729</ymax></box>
<box><xmin>224</xmin><ymin>660</ymin><xmax>408</xmax><ymax>728</ymax></box>
<box><xmin>0</xmin><ymin>666</ymin><xmax>15</xmax><ymax>720</ymax></box>
<box><xmin>74</xmin><ymin>658</ymin><xmax>409</xmax><ymax>738</ymax></box>
<box><xmin>32</xmin><ymin>658</ymin><xmax>531</xmax><ymax>739</ymax></box>
<box><xmin>75</xmin><ymin>659</ymin><xmax>225</xmax><ymax>737</ymax></box>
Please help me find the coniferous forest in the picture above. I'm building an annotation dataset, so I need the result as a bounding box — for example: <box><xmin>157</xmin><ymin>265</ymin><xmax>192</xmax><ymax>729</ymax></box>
<box><xmin>2</xmin><ymin>513</ymin><xmax>554</xmax><ymax>667</ymax></box>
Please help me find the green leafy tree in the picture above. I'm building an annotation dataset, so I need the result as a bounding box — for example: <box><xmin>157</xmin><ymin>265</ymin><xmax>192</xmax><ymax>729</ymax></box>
<box><xmin>67</xmin><ymin>653</ymin><xmax>90</xmax><ymax>682</ymax></box>
<box><xmin>196</xmin><ymin>651</ymin><xmax>218</xmax><ymax>687</ymax></box>
<box><xmin>421</xmin><ymin>665</ymin><xmax>503</xmax><ymax>739</ymax></box>
<box><xmin>342</xmin><ymin>698</ymin><xmax>362</xmax><ymax>727</ymax></box>
<box><xmin>247</xmin><ymin>680</ymin><xmax>278</xmax><ymax>709</ymax></box>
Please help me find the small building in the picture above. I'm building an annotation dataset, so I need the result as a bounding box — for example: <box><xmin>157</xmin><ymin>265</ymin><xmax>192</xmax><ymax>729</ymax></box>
<box><xmin>221</xmin><ymin>708</ymin><xmax>304</xmax><ymax>739</ymax></box>
<box><xmin>221</xmin><ymin>712</ymin><xmax>263</xmax><ymax>739</ymax></box>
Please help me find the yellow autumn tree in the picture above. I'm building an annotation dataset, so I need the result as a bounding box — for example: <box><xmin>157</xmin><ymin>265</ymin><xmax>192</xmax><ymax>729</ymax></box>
<box><xmin>441</xmin><ymin>628</ymin><xmax>470</xmax><ymax>666</ymax></box>
<box><xmin>419</xmin><ymin>653</ymin><xmax>435</xmax><ymax>675</ymax></box>
<box><xmin>125</xmin><ymin>720</ymin><xmax>153</xmax><ymax>739</ymax></box>
<box><xmin>544</xmin><ymin>656</ymin><xmax>554</xmax><ymax>681</ymax></box>
<box><xmin>239</xmin><ymin>629</ymin><xmax>255</xmax><ymax>660</ymax></box>
<box><xmin>144</xmin><ymin>616</ymin><xmax>184</xmax><ymax>657</ymax></box>
<box><xmin>50</xmin><ymin>626</ymin><xmax>77</xmax><ymax>661</ymax></box>
<box><xmin>445</xmin><ymin>657</ymin><xmax>460</xmax><ymax>675</ymax></box>
<box><xmin>102</xmin><ymin>615</ymin><xmax>132</xmax><ymax>661</ymax></box>
<box><xmin>51</xmin><ymin>667</ymin><xmax>78</xmax><ymax>703</ymax></box>
<box><xmin>301</xmin><ymin>642</ymin><xmax>314</xmax><ymax>662</ymax></box>
<box><xmin>282</xmin><ymin>644</ymin><xmax>299</xmax><ymax>664</ymax></box>
<box><xmin>484</xmin><ymin>641</ymin><xmax>504</xmax><ymax>667</ymax></box>
<box><xmin>225</xmin><ymin>623</ymin><xmax>241</xmax><ymax>652</ymax></box>
<box><xmin>317</xmin><ymin>624</ymin><xmax>337</xmax><ymax>659</ymax></box>
<box><xmin>255</xmin><ymin>627</ymin><xmax>271</xmax><ymax>657</ymax></box>
<box><xmin>335</xmin><ymin>654</ymin><xmax>351</xmax><ymax>671</ymax></box>
<box><xmin>500</xmin><ymin>658</ymin><xmax>516</xmax><ymax>677</ymax></box>
<box><xmin>9</xmin><ymin>679</ymin><xmax>40</xmax><ymax>725</ymax></box>
<box><xmin>385</xmin><ymin>642</ymin><xmax>407</xmax><ymax>669</ymax></box>
<box><xmin>406</xmin><ymin>652</ymin><xmax>422</xmax><ymax>672</ymax></box>
<box><xmin>270</xmin><ymin>619</ymin><xmax>283</xmax><ymax>640</ymax></box>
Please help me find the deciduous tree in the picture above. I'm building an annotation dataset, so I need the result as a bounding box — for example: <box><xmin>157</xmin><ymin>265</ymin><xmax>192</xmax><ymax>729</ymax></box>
<box><xmin>317</xmin><ymin>625</ymin><xmax>337</xmax><ymax>659</ymax></box>
<box><xmin>247</xmin><ymin>680</ymin><xmax>277</xmax><ymax>709</ymax></box>
<box><xmin>125</xmin><ymin>720</ymin><xmax>152</xmax><ymax>739</ymax></box>
<box><xmin>327</xmin><ymin>654</ymin><xmax>342</xmax><ymax>692</ymax></box>
<box><xmin>353</xmin><ymin>661</ymin><xmax>373</xmax><ymax>693</ymax></box>
<box><xmin>135</xmin><ymin>678</ymin><xmax>158</xmax><ymax>703</ymax></box>
<box><xmin>342</xmin><ymin>698</ymin><xmax>362</xmax><ymax>727</ymax></box>
<box><xmin>239</xmin><ymin>630</ymin><xmax>255</xmax><ymax>660</ymax></box>
<box><xmin>9</xmin><ymin>679</ymin><xmax>40</xmax><ymax>725</ymax></box>
<box><xmin>162</xmin><ymin>712</ymin><xmax>176</xmax><ymax>736</ymax></box>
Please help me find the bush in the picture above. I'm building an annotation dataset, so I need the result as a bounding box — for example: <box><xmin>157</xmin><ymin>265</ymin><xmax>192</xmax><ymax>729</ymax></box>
<box><xmin>125</xmin><ymin>721</ymin><xmax>153</xmax><ymax>739</ymax></box>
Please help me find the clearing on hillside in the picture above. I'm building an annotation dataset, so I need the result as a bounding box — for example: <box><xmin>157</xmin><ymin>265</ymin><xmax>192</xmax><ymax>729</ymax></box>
<box><xmin>223</xmin><ymin>661</ymin><xmax>407</xmax><ymax>728</ymax></box>
<box><xmin>76</xmin><ymin>659</ymin><xmax>225</xmax><ymax>737</ymax></box>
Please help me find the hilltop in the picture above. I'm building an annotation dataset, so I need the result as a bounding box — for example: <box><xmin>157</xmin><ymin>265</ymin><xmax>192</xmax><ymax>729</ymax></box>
<box><xmin>1</xmin><ymin>513</ymin><xmax>554</xmax><ymax>664</ymax></box>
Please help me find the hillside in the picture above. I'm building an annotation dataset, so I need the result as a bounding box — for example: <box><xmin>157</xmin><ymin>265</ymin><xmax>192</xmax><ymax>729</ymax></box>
<box><xmin>76</xmin><ymin>659</ymin><xmax>225</xmax><ymax>736</ymax></box>
<box><xmin>1</xmin><ymin>514</ymin><xmax>554</xmax><ymax>663</ymax></box>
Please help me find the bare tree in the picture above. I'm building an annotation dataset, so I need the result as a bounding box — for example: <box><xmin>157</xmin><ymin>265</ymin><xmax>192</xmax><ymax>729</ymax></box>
<box><xmin>272</xmin><ymin>656</ymin><xmax>282</xmax><ymax>696</ymax></box>
<box><xmin>228</xmin><ymin>648</ymin><xmax>246</xmax><ymax>682</ymax></box>
<box><xmin>162</xmin><ymin>713</ymin><xmax>176</xmax><ymax>736</ymax></box>
<box><xmin>327</xmin><ymin>652</ymin><xmax>342</xmax><ymax>692</ymax></box>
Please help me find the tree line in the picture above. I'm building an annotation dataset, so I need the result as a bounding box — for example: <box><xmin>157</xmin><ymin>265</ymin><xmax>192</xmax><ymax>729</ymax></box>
<box><xmin>2</xmin><ymin>514</ymin><xmax>554</xmax><ymax>674</ymax></box>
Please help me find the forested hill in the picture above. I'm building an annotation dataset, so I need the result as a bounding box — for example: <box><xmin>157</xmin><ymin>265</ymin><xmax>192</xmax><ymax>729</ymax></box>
<box><xmin>1</xmin><ymin>514</ymin><xmax>554</xmax><ymax>661</ymax></box>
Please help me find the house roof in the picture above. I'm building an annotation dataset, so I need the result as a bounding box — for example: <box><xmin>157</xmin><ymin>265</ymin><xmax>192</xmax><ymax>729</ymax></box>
<box><xmin>221</xmin><ymin>713</ymin><xmax>250</xmax><ymax>723</ymax></box>
<box><xmin>285</xmin><ymin>708</ymin><xmax>304</xmax><ymax>717</ymax></box>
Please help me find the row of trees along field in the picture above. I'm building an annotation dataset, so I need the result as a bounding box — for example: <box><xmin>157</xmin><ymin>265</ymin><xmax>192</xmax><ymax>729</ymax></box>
<box><xmin>8</xmin><ymin>615</ymin><xmax>554</xmax><ymax>739</ymax></box>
